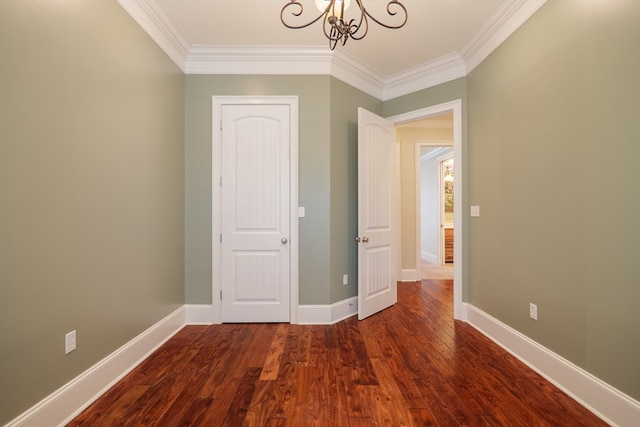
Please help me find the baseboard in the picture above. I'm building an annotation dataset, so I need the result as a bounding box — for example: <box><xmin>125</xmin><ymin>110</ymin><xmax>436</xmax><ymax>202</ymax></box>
<box><xmin>186</xmin><ymin>301</ymin><xmax>359</xmax><ymax>326</ymax></box>
<box><xmin>465</xmin><ymin>303</ymin><xmax>640</xmax><ymax>427</ymax></box>
<box><xmin>421</xmin><ymin>252</ymin><xmax>437</xmax><ymax>265</ymax></box>
<box><xmin>331</xmin><ymin>297</ymin><xmax>358</xmax><ymax>323</ymax></box>
<box><xmin>297</xmin><ymin>297</ymin><xmax>358</xmax><ymax>325</ymax></box>
<box><xmin>399</xmin><ymin>269</ymin><xmax>419</xmax><ymax>282</ymax></box>
<box><xmin>7</xmin><ymin>307</ymin><xmax>186</xmax><ymax>427</ymax></box>
<box><xmin>185</xmin><ymin>304</ymin><xmax>215</xmax><ymax>324</ymax></box>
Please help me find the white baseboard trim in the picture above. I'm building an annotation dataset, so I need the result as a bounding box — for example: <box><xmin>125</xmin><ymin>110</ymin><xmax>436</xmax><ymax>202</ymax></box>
<box><xmin>399</xmin><ymin>269</ymin><xmax>419</xmax><ymax>282</ymax></box>
<box><xmin>297</xmin><ymin>297</ymin><xmax>358</xmax><ymax>325</ymax></box>
<box><xmin>185</xmin><ymin>304</ymin><xmax>215</xmax><ymax>324</ymax></box>
<box><xmin>465</xmin><ymin>303</ymin><xmax>640</xmax><ymax>427</ymax></box>
<box><xmin>421</xmin><ymin>252</ymin><xmax>437</xmax><ymax>265</ymax></box>
<box><xmin>331</xmin><ymin>297</ymin><xmax>358</xmax><ymax>323</ymax></box>
<box><xmin>187</xmin><ymin>301</ymin><xmax>360</xmax><ymax>326</ymax></box>
<box><xmin>7</xmin><ymin>307</ymin><xmax>186</xmax><ymax>427</ymax></box>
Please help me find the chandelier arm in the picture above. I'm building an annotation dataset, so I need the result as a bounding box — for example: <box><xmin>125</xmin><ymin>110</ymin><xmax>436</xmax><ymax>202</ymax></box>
<box><xmin>343</xmin><ymin>15</ymin><xmax>369</xmax><ymax>41</ymax></box>
<box><xmin>280</xmin><ymin>1</ymin><xmax>327</xmax><ymax>29</ymax></box>
<box><xmin>323</xmin><ymin>18</ymin><xmax>346</xmax><ymax>43</ymax></box>
<box><xmin>363</xmin><ymin>0</ymin><xmax>408</xmax><ymax>29</ymax></box>
<box><xmin>343</xmin><ymin>0</ymin><xmax>367</xmax><ymax>41</ymax></box>
<box><xmin>280</xmin><ymin>0</ymin><xmax>407</xmax><ymax>48</ymax></box>
<box><xmin>327</xmin><ymin>24</ymin><xmax>344</xmax><ymax>50</ymax></box>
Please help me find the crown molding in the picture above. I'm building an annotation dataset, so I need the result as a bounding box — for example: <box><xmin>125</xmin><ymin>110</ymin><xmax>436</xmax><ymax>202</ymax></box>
<box><xmin>117</xmin><ymin>0</ymin><xmax>548</xmax><ymax>100</ymax></box>
<box><xmin>184</xmin><ymin>46</ymin><xmax>386</xmax><ymax>99</ymax></box>
<box><xmin>420</xmin><ymin>147</ymin><xmax>452</xmax><ymax>162</ymax></box>
<box><xmin>461</xmin><ymin>0</ymin><xmax>548</xmax><ymax>73</ymax></box>
<box><xmin>382</xmin><ymin>53</ymin><xmax>467</xmax><ymax>101</ymax></box>
<box><xmin>116</xmin><ymin>0</ymin><xmax>190</xmax><ymax>71</ymax></box>
<box><xmin>185</xmin><ymin>45</ymin><xmax>334</xmax><ymax>75</ymax></box>
<box><xmin>330</xmin><ymin>50</ymin><xmax>385</xmax><ymax>100</ymax></box>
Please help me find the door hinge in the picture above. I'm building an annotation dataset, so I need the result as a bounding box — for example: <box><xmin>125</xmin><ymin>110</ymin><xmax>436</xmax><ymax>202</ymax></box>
<box><xmin>220</xmin><ymin>290</ymin><xmax>222</xmax><ymax>300</ymax></box>
<box><xmin>220</xmin><ymin>234</ymin><xmax>222</xmax><ymax>243</ymax></box>
<box><xmin>219</xmin><ymin>176</ymin><xmax>222</xmax><ymax>187</ymax></box>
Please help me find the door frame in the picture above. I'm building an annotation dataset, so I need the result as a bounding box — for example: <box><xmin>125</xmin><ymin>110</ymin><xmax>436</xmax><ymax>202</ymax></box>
<box><xmin>211</xmin><ymin>96</ymin><xmax>299</xmax><ymax>324</ymax></box>
<box><xmin>387</xmin><ymin>99</ymin><xmax>463</xmax><ymax>320</ymax></box>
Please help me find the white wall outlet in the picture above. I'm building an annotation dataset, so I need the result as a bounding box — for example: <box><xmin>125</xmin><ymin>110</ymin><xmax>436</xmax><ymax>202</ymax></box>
<box><xmin>65</xmin><ymin>330</ymin><xmax>77</xmax><ymax>354</ymax></box>
<box><xmin>298</xmin><ymin>206</ymin><xmax>306</xmax><ymax>218</ymax></box>
<box><xmin>470</xmin><ymin>205</ymin><xmax>480</xmax><ymax>217</ymax></box>
<box><xmin>529</xmin><ymin>303</ymin><xmax>538</xmax><ymax>320</ymax></box>
<box><xmin>343</xmin><ymin>274</ymin><xmax>348</xmax><ymax>286</ymax></box>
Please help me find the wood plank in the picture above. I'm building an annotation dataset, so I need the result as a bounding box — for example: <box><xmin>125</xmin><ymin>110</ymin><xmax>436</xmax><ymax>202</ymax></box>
<box><xmin>325</xmin><ymin>348</ymin><xmax>351</xmax><ymax>427</ymax></box>
<box><xmin>222</xmin><ymin>367</ymin><xmax>262</xmax><ymax>425</ymax></box>
<box><xmin>260</xmin><ymin>323</ymin><xmax>288</xmax><ymax>380</ymax></box>
<box><xmin>246</xmin><ymin>323</ymin><xmax>279</xmax><ymax>367</ymax></box>
<box><xmin>368</xmin><ymin>357</ymin><xmax>415</xmax><ymax>426</ymax></box>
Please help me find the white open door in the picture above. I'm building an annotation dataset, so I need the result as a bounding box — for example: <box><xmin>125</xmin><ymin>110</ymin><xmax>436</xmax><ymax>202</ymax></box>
<box><xmin>357</xmin><ymin>108</ymin><xmax>398</xmax><ymax>320</ymax></box>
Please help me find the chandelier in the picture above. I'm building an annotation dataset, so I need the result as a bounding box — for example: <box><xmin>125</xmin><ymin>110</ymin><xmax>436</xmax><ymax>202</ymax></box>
<box><xmin>280</xmin><ymin>0</ymin><xmax>408</xmax><ymax>50</ymax></box>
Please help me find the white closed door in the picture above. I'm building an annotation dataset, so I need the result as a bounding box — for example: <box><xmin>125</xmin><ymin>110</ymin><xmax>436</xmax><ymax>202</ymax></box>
<box><xmin>220</xmin><ymin>104</ymin><xmax>290</xmax><ymax>323</ymax></box>
<box><xmin>357</xmin><ymin>108</ymin><xmax>398</xmax><ymax>320</ymax></box>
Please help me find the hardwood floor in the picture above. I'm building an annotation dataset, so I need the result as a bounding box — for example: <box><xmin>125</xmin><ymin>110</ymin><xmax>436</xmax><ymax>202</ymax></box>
<box><xmin>68</xmin><ymin>280</ymin><xmax>606</xmax><ymax>426</ymax></box>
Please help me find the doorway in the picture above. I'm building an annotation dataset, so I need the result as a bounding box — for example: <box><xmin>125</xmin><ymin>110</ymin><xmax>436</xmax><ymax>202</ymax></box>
<box><xmin>387</xmin><ymin>100</ymin><xmax>463</xmax><ymax>320</ymax></box>
<box><xmin>418</xmin><ymin>146</ymin><xmax>454</xmax><ymax>269</ymax></box>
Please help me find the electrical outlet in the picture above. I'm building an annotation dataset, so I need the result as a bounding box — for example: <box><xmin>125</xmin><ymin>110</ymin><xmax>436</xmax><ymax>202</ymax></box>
<box><xmin>343</xmin><ymin>274</ymin><xmax>348</xmax><ymax>286</ymax></box>
<box><xmin>529</xmin><ymin>303</ymin><xmax>538</xmax><ymax>320</ymax></box>
<box><xmin>65</xmin><ymin>330</ymin><xmax>77</xmax><ymax>354</ymax></box>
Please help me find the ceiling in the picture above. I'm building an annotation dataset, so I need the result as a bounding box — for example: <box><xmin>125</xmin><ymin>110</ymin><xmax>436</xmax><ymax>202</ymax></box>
<box><xmin>118</xmin><ymin>0</ymin><xmax>546</xmax><ymax>99</ymax></box>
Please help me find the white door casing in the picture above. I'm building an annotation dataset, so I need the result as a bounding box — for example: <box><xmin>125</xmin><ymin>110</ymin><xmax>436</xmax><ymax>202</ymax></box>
<box><xmin>212</xmin><ymin>97</ymin><xmax>299</xmax><ymax>324</ymax></box>
<box><xmin>357</xmin><ymin>108</ymin><xmax>398</xmax><ymax>320</ymax></box>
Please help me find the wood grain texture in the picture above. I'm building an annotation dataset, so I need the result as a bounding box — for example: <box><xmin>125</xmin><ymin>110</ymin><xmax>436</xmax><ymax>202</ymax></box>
<box><xmin>444</xmin><ymin>228</ymin><xmax>454</xmax><ymax>263</ymax></box>
<box><xmin>68</xmin><ymin>280</ymin><xmax>607</xmax><ymax>426</ymax></box>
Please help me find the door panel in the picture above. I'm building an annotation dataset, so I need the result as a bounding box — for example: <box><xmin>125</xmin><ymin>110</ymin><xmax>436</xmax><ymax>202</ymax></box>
<box><xmin>357</xmin><ymin>108</ymin><xmax>397</xmax><ymax>320</ymax></box>
<box><xmin>221</xmin><ymin>105</ymin><xmax>290</xmax><ymax>323</ymax></box>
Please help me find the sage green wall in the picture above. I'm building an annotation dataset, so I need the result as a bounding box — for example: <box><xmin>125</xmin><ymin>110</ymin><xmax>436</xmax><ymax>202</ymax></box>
<box><xmin>0</xmin><ymin>1</ymin><xmax>185</xmax><ymax>424</ymax></box>
<box><xmin>185</xmin><ymin>75</ymin><xmax>332</xmax><ymax>305</ymax></box>
<box><xmin>467</xmin><ymin>1</ymin><xmax>640</xmax><ymax>400</ymax></box>
<box><xmin>329</xmin><ymin>78</ymin><xmax>382</xmax><ymax>303</ymax></box>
